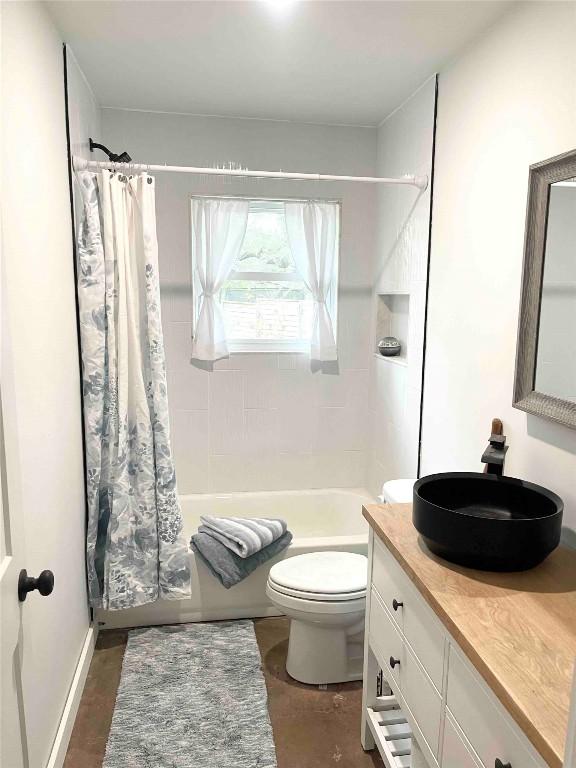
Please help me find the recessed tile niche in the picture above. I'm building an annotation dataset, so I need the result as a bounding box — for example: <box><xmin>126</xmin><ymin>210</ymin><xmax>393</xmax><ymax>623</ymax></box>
<box><xmin>375</xmin><ymin>293</ymin><xmax>410</xmax><ymax>362</ymax></box>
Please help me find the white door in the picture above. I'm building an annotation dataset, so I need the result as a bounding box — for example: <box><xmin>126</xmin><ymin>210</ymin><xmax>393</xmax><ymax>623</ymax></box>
<box><xmin>0</xmin><ymin>206</ymin><xmax>27</xmax><ymax>767</ymax></box>
<box><xmin>0</xmin><ymin>1</ymin><xmax>27</xmax><ymax>748</ymax></box>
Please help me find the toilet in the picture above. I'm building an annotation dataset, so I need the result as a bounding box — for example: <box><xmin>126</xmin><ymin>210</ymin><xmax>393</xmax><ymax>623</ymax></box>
<box><xmin>266</xmin><ymin>551</ymin><xmax>367</xmax><ymax>685</ymax></box>
<box><xmin>267</xmin><ymin>480</ymin><xmax>417</xmax><ymax>686</ymax></box>
<box><xmin>379</xmin><ymin>478</ymin><xmax>417</xmax><ymax>505</ymax></box>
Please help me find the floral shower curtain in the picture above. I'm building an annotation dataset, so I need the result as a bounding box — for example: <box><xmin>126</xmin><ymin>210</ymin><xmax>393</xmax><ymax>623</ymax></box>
<box><xmin>76</xmin><ymin>170</ymin><xmax>191</xmax><ymax>610</ymax></box>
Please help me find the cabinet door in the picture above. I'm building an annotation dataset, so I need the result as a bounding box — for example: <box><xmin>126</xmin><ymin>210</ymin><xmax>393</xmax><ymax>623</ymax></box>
<box><xmin>442</xmin><ymin>714</ymin><xmax>481</xmax><ymax>768</ymax></box>
<box><xmin>447</xmin><ymin>647</ymin><xmax>545</xmax><ymax>768</ymax></box>
<box><xmin>398</xmin><ymin>630</ymin><xmax>442</xmax><ymax>758</ymax></box>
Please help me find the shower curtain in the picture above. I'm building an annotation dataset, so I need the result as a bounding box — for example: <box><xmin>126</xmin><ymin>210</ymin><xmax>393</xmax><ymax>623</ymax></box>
<box><xmin>76</xmin><ymin>170</ymin><xmax>191</xmax><ymax>611</ymax></box>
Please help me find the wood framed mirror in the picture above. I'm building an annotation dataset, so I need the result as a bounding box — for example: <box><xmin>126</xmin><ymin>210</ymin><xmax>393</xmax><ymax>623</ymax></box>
<box><xmin>513</xmin><ymin>148</ymin><xmax>576</xmax><ymax>429</ymax></box>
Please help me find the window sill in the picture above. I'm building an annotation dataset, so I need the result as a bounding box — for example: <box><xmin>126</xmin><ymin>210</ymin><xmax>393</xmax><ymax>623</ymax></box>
<box><xmin>228</xmin><ymin>341</ymin><xmax>310</xmax><ymax>355</ymax></box>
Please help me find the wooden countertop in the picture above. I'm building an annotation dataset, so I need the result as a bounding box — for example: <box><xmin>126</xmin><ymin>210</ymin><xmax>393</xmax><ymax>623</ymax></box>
<box><xmin>363</xmin><ymin>503</ymin><xmax>576</xmax><ymax>768</ymax></box>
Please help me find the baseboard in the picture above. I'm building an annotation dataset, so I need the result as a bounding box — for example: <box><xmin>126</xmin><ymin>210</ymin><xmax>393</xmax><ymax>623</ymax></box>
<box><xmin>95</xmin><ymin>603</ymin><xmax>284</xmax><ymax>630</ymax></box>
<box><xmin>46</xmin><ymin>624</ymin><xmax>98</xmax><ymax>768</ymax></box>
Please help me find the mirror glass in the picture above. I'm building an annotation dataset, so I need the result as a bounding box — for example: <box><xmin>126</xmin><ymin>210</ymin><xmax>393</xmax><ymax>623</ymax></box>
<box><xmin>534</xmin><ymin>178</ymin><xmax>576</xmax><ymax>401</ymax></box>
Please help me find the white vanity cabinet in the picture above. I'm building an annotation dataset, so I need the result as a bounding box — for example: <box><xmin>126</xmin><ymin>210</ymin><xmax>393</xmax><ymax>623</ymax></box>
<box><xmin>361</xmin><ymin>504</ymin><xmax>575</xmax><ymax>768</ymax></box>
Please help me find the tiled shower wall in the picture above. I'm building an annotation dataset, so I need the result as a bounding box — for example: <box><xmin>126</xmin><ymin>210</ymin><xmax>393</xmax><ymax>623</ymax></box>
<box><xmin>102</xmin><ymin>109</ymin><xmax>378</xmax><ymax>493</ymax></box>
<box><xmin>165</xmin><ymin>350</ymin><xmax>370</xmax><ymax>493</ymax></box>
<box><xmin>367</xmin><ymin>78</ymin><xmax>437</xmax><ymax>497</ymax></box>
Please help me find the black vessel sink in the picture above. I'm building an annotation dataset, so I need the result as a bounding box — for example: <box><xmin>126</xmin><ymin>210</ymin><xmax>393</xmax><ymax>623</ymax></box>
<box><xmin>413</xmin><ymin>472</ymin><xmax>563</xmax><ymax>572</ymax></box>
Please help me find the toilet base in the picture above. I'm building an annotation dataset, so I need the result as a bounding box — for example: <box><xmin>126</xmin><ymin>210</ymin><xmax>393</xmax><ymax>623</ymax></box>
<box><xmin>285</xmin><ymin>618</ymin><xmax>364</xmax><ymax>685</ymax></box>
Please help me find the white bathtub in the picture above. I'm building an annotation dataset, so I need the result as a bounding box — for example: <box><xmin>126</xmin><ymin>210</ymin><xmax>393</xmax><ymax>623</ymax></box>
<box><xmin>96</xmin><ymin>488</ymin><xmax>373</xmax><ymax>630</ymax></box>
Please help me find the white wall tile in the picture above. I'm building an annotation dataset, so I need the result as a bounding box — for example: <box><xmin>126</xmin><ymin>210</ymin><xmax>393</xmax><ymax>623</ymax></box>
<box><xmin>338</xmin><ymin>289</ymin><xmax>373</xmax><ymax>370</ymax></box>
<box><xmin>367</xmin><ymin>454</ymin><xmax>406</xmax><ymax>498</ymax></box>
<box><xmin>209</xmin><ymin>454</ymin><xmax>283</xmax><ymax>493</ymax></box>
<box><xmin>167</xmin><ymin>366</ymin><xmax>209</xmax><ymax>411</ymax></box>
<box><xmin>244</xmin><ymin>409</ymin><xmax>280</xmax><ymax>457</ymax></box>
<box><xmin>275</xmin><ymin>453</ymin><xmax>316</xmax><ymax>490</ymax></box>
<box><xmin>276</xmin><ymin>370</ymin><xmax>317</xmax><ymax>410</ymax></box>
<box><xmin>278</xmin><ymin>353</ymin><xmax>310</xmax><ymax>371</ymax></box>
<box><xmin>277</xmin><ymin>403</ymin><xmax>318</xmax><ymax>454</ymax></box>
<box><xmin>244</xmin><ymin>368</ymin><xmax>280</xmax><ymax>410</ymax></box>
<box><xmin>164</xmin><ymin>321</ymin><xmax>192</xmax><ymax>370</ymax></box>
<box><xmin>235</xmin><ymin>353</ymin><xmax>279</xmax><ymax>371</ymax></box>
<box><xmin>315</xmin><ymin>372</ymin><xmax>344</xmax><ymax>407</ymax></box>
<box><xmin>209</xmin><ymin>371</ymin><xmax>246</xmax><ymax>455</ymax></box>
<box><xmin>171</xmin><ymin>410</ymin><xmax>210</xmax><ymax>494</ymax></box>
<box><xmin>316</xmin><ymin>369</ymin><xmax>369</xmax><ymax>408</ymax></box>
<box><xmin>209</xmin><ymin>455</ymin><xmax>252</xmax><ymax>493</ymax></box>
<box><xmin>312</xmin><ymin>451</ymin><xmax>366</xmax><ymax>488</ymax></box>
<box><xmin>315</xmin><ymin>405</ymin><xmax>367</xmax><ymax>452</ymax></box>
<box><xmin>242</xmin><ymin>456</ymin><xmax>284</xmax><ymax>492</ymax></box>
<box><xmin>373</xmin><ymin>358</ymin><xmax>408</xmax><ymax>429</ymax></box>
<box><xmin>160</xmin><ymin>284</ymin><xmax>193</xmax><ymax>324</ymax></box>
<box><xmin>213</xmin><ymin>355</ymin><xmax>243</xmax><ymax>371</ymax></box>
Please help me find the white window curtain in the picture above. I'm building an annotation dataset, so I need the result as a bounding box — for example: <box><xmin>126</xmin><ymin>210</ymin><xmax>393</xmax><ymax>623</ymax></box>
<box><xmin>191</xmin><ymin>198</ymin><xmax>249</xmax><ymax>361</ymax></box>
<box><xmin>284</xmin><ymin>201</ymin><xmax>339</xmax><ymax>361</ymax></box>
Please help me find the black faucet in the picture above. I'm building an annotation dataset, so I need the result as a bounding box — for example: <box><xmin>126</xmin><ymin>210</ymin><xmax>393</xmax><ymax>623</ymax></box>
<box><xmin>481</xmin><ymin>433</ymin><xmax>509</xmax><ymax>476</ymax></box>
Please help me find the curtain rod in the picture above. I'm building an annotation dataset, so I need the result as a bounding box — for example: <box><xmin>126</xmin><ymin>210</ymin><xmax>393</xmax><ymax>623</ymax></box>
<box><xmin>72</xmin><ymin>156</ymin><xmax>428</xmax><ymax>190</ymax></box>
<box><xmin>189</xmin><ymin>194</ymin><xmax>341</xmax><ymax>204</ymax></box>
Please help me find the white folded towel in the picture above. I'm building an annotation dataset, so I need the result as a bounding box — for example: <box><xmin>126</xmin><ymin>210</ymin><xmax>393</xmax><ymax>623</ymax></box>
<box><xmin>199</xmin><ymin>516</ymin><xmax>288</xmax><ymax>559</ymax></box>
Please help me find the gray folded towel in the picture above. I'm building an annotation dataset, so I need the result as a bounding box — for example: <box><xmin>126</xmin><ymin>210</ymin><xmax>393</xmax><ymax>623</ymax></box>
<box><xmin>191</xmin><ymin>530</ymin><xmax>293</xmax><ymax>589</ymax></box>
<box><xmin>199</xmin><ymin>515</ymin><xmax>288</xmax><ymax>558</ymax></box>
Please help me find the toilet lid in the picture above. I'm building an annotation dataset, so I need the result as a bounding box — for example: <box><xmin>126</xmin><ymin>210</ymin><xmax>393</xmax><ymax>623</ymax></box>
<box><xmin>268</xmin><ymin>552</ymin><xmax>367</xmax><ymax>599</ymax></box>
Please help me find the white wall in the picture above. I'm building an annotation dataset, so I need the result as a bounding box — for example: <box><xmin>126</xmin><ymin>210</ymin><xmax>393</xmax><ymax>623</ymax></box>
<box><xmin>1</xmin><ymin>4</ymin><xmax>93</xmax><ymax>766</ymax></box>
<box><xmin>102</xmin><ymin>109</ymin><xmax>377</xmax><ymax>493</ymax></box>
<box><xmin>367</xmin><ymin>78</ymin><xmax>436</xmax><ymax>496</ymax></box>
<box><xmin>422</xmin><ymin>1</ymin><xmax>576</xmax><ymax>531</ymax></box>
<box><xmin>66</xmin><ymin>47</ymin><xmax>102</xmax><ymax>222</ymax></box>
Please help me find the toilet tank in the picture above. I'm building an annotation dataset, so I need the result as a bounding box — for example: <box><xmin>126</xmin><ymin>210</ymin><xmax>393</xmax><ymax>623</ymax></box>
<box><xmin>379</xmin><ymin>479</ymin><xmax>416</xmax><ymax>504</ymax></box>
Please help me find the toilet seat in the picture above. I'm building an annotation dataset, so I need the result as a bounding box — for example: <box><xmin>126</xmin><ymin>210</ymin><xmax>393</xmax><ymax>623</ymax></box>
<box><xmin>267</xmin><ymin>580</ymin><xmax>366</xmax><ymax>602</ymax></box>
<box><xmin>268</xmin><ymin>551</ymin><xmax>367</xmax><ymax>603</ymax></box>
<box><xmin>266</xmin><ymin>580</ymin><xmax>366</xmax><ymax>615</ymax></box>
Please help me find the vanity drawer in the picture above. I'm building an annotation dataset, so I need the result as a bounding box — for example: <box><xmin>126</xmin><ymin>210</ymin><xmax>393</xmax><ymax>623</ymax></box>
<box><xmin>372</xmin><ymin>535</ymin><xmax>445</xmax><ymax>692</ymax></box>
<box><xmin>369</xmin><ymin>587</ymin><xmax>403</xmax><ymax>688</ymax></box>
<box><xmin>447</xmin><ymin>646</ymin><xmax>544</xmax><ymax>768</ymax></box>
<box><xmin>370</xmin><ymin>588</ymin><xmax>443</xmax><ymax>758</ymax></box>
<box><xmin>442</xmin><ymin>713</ymin><xmax>482</xmax><ymax>768</ymax></box>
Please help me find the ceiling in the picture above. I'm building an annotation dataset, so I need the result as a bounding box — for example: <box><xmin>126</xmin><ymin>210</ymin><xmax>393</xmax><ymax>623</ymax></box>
<box><xmin>48</xmin><ymin>0</ymin><xmax>513</xmax><ymax>126</ymax></box>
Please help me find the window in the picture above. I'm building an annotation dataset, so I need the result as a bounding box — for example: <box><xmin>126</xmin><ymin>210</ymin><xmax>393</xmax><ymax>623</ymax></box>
<box><xmin>192</xmin><ymin>197</ymin><xmax>339</xmax><ymax>354</ymax></box>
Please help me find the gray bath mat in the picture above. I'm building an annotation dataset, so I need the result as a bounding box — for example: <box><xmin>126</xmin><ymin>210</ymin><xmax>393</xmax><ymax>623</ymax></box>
<box><xmin>103</xmin><ymin>621</ymin><xmax>277</xmax><ymax>768</ymax></box>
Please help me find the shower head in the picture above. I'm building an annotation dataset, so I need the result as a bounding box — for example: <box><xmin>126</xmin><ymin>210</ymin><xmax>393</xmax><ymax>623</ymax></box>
<box><xmin>89</xmin><ymin>139</ymin><xmax>132</xmax><ymax>164</ymax></box>
<box><xmin>111</xmin><ymin>151</ymin><xmax>132</xmax><ymax>163</ymax></box>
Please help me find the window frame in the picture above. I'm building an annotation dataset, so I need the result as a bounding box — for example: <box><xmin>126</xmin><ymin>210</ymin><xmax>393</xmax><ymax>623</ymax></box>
<box><xmin>191</xmin><ymin>195</ymin><xmax>341</xmax><ymax>355</ymax></box>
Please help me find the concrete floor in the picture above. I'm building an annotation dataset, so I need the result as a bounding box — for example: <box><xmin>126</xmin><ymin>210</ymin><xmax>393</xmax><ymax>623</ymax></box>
<box><xmin>63</xmin><ymin>617</ymin><xmax>384</xmax><ymax>768</ymax></box>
